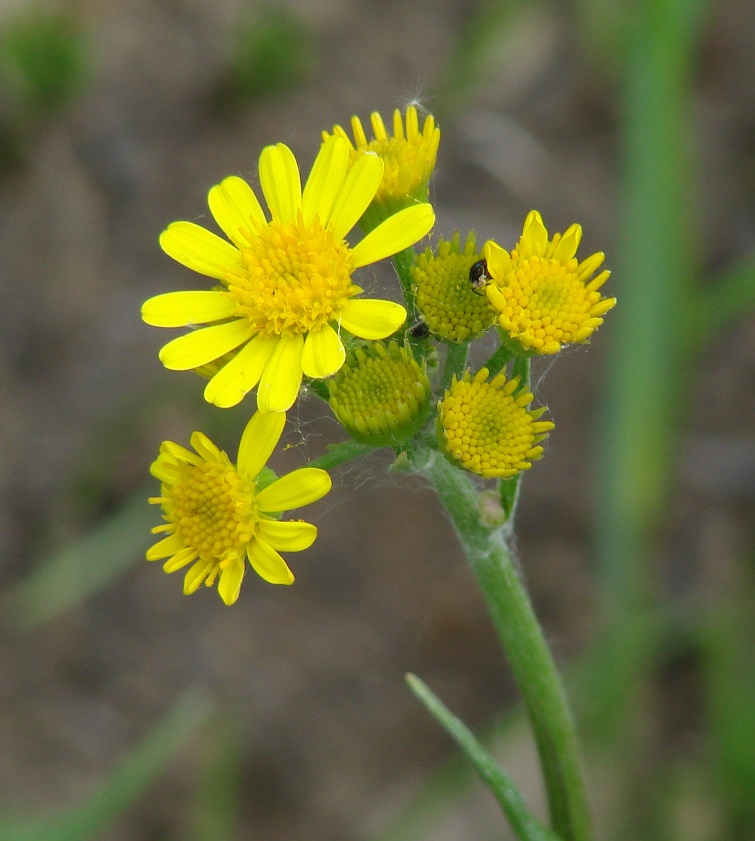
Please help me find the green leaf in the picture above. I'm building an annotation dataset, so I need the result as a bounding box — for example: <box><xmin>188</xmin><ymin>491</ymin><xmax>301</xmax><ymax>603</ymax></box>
<box><xmin>406</xmin><ymin>674</ymin><xmax>563</xmax><ymax>841</ymax></box>
<box><xmin>0</xmin><ymin>690</ymin><xmax>212</xmax><ymax>841</ymax></box>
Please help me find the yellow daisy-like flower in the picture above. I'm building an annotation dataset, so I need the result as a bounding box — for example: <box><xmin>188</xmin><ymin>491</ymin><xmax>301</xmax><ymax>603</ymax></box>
<box><xmin>411</xmin><ymin>232</ymin><xmax>497</xmax><ymax>343</ymax></box>
<box><xmin>147</xmin><ymin>411</ymin><xmax>331</xmax><ymax>605</ymax></box>
<box><xmin>438</xmin><ymin>368</ymin><xmax>554</xmax><ymax>479</ymax></box>
<box><xmin>142</xmin><ymin>135</ymin><xmax>435</xmax><ymax>413</ymax></box>
<box><xmin>484</xmin><ymin>210</ymin><xmax>616</xmax><ymax>354</ymax></box>
<box><xmin>324</xmin><ymin>105</ymin><xmax>440</xmax><ymax>224</ymax></box>
<box><xmin>327</xmin><ymin>341</ymin><xmax>431</xmax><ymax>447</ymax></box>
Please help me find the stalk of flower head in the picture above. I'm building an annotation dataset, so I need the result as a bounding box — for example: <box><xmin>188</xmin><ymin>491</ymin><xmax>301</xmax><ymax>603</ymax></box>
<box><xmin>142</xmin><ymin>104</ymin><xmax>616</xmax><ymax>841</ymax></box>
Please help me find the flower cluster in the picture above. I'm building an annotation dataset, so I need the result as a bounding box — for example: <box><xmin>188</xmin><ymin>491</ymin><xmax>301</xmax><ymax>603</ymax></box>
<box><xmin>143</xmin><ymin>104</ymin><xmax>615</xmax><ymax>603</ymax></box>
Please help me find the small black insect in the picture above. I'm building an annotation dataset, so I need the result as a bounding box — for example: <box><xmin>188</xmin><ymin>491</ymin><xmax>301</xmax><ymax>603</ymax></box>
<box><xmin>408</xmin><ymin>320</ymin><xmax>431</xmax><ymax>339</ymax></box>
<box><xmin>469</xmin><ymin>259</ymin><xmax>490</xmax><ymax>295</ymax></box>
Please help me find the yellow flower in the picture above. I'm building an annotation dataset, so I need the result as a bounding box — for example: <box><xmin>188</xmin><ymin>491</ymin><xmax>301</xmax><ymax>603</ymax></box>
<box><xmin>324</xmin><ymin>105</ymin><xmax>440</xmax><ymax>225</ymax></box>
<box><xmin>484</xmin><ymin>210</ymin><xmax>616</xmax><ymax>354</ymax></box>
<box><xmin>438</xmin><ymin>368</ymin><xmax>554</xmax><ymax>479</ymax></box>
<box><xmin>411</xmin><ymin>232</ymin><xmax>497</xmax><ymax>343</ymax></box>
<box><xmin>327</xmin><ymin>341</ymin><xmax>431</xmax><ymax>447</ymax></box>
<box><xmin>147</xmin><ymin>411</ymin><xmax>331</xmax><ymax>605</ymax></box>
<box><xmin>142</xmin><ymin>136</ymin><xmax>435</xmax><ymax>412</ymax></box>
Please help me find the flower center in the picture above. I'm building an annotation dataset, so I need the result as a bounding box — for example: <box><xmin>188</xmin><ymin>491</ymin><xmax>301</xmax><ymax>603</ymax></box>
<box><xmin>169</xmin><ymin>462</ymin><xmax>258</xmax><ymax>561</ymax></box>
<box><xmin>227</xmin><ymin>214</ymin><xmax>356</xmax><ymax>337</ymax></box>
<box><xmin>497</xmin><ymin>256</ymin><xmax>594</xmax><ymax>348</ymax></box>
<box><xmin>440</xmin><ymin>375</ymin><xmax>544</xmax><ymax>478</ymax></box>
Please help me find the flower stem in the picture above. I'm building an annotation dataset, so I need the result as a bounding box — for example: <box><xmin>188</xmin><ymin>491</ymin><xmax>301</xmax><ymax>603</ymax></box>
<box><xmin>417</xmin><ymin>449</ymin><xmax>592</xmax><ymax>841</ymax></box>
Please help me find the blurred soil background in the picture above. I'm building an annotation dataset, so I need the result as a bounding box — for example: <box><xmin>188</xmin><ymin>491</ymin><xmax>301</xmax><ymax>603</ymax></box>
<box><xmin>0</xmin><ymin>1</ymin><xmax>752</xmax><ymax>840</ymax></box>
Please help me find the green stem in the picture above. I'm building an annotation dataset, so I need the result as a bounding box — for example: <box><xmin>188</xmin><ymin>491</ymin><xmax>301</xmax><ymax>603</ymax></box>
<box><xmin>392</xmin><ymin>246</ymin><xmax>418</xmax><ymax>318</ymax></box>
<box><xmin>417</xmin><ymin>449</ymin><xmax>592</xmax><ymax>841</ymax></box>
<box><xmin>441</xmin><ymin>341</ymin><xmax>470</xmax><ymax>392</ymax></box>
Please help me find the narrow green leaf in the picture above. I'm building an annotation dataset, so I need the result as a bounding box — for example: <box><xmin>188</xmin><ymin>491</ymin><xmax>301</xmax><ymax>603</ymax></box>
<box><xmin>0</xmin><ymin>690</ymin><xmax>212</xmax><ymax>841</ymax></box>
<box><xmin>406</xmin><ymin>674</ymin><xmax>563</xmax><ymax>841</ymax></box>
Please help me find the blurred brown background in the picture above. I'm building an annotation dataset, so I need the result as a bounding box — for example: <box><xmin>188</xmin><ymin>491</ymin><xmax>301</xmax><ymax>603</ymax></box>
<box><xmin>0</xmin><ymin>1</ymin><xmax>752</xmax><ymax>839</ymax></box>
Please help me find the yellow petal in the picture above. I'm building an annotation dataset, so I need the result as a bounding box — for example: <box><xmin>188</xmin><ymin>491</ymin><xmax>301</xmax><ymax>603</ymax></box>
<box><xmin>350</xmin><ymin>203</ymin><xmax>435</xmax><ymax>268</ymax></box>
<box><xmin>204</xmin><ymin>334</ymin><xmax>278</xmax><ymax>408</ymax></box>
<box><xmin>189</xmin><ymin>430</ymin><xmax>223</xmax><ymax>463</ymax></box>
<box><xmin>484</xmin><ymin>240</ymin><xmax>512</xmax><ymax>279</ymax></box>
<box><xmin>146</xmin><ymin>533</ymin><xmax>184</xmax><ymax>561</ymax></box>
<box><xmin>247</xmin><ymin>539</ymin><xmax>294</xmax><ymax>585</ymax></box>
<box><xmin>338</xmin><ymin>298</ymin><xmax>406</xmax><ymax>339</ymax></box>
<box><xmin>159</xmin><ymin>221</ymin><xmax>241</xmax><ymax>280</ymax></box>
<box><xmin>163</xmin><ymin>547</ymin><xmax>198</xmax><ymax>574</ymax></box>
<box><xmin>553</xmin><ymin>224</ymin><xmax>582</xmax><ymax>262</ymax></box>
<box><xmin>328</xmin><ymin>152</ymin><xmax>384</xmax><ymax>241</ymax></box>
<box><xmin>208</xmin><ymin>176</ymin><xmax>267</xmax><ymax>247</ymax></box>
<box><xmin>256</xmin><ymin>520</ymin><xmax>317</xmax><ymax>552</ymax></box>
<box><xmin>258</xmin><ymin>143</ymin><xmax>301</xmax><ymax>224</ymax></box>
<box><xmin>301</xmin><ymin>136</ymin><xmax>349</xmax><ymax>227</ymax></box>
<box><xmin>522</xmin><ymin>210</ymin><xmax>548</xmax><ymax>256</ymax></box>
<box><xmin>256</xmin><ymin>332</ymin><xmax>304</xmax><ymax>413</ymax></box>
<box><xmin>301</xmin><ymin>323</ymin><xmax>345</xmax><ymax>379</ymax></box>
<box><xmin>218</xmin><ymin>559</ymin><xmax>245</xmax><ymax>605</ymax></box>
<box><xmin>256</xmin><ymin>467</ymin><xmax>332</xmax><ymax>512</ymax></box>
<box><xmin>183</xmin><ymin>559</ymin><xmax>213</xmax><ymax>594</ymax></box>
<box><xmin>142</xmin><ymin>290</ymin><xmax>236</xmax><ymax>327</ymax></box>
<box><xmin>237</xmin><ymin>410</ymin><xmax>286</xmax><ymax>480</ymax></box>
<box><xmin>158</xmin><ymin>319</ymin><xmax>254</xmax><ymax>371</ymax></box>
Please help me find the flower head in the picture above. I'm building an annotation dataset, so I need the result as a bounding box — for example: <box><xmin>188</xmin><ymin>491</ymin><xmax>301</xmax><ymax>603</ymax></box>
<box><xmin>411</xmin><ymin>232</ymin><xmax>497</xmax><ymax>343</ymax></box>
<box><xmin>142</xmin><ymin>136</ymin><xmax>435</xmax><ymax>412</ymax></box>
<box><xmin>484</xmin><ymin>210</ymin><xmax>616</xmax><ymax>354</ymax></box>
<box><xmin>327</xmin><ymin>341</ymin><xmax>431</xmax><ymax>447</ymax></box>
<box><xmin>438</xmin><ymin>368</ymin><xmax>554</xmax><ymax>479</ymax></box>
<box><xmin>147</xmin><ymin>411</ymin><xmax>331</xmax><ymax>605</ymax></box>
<box><xmin>324</xmin><ymin>105</ymin><xmax>440</xmax><ymax>227</ymax></box>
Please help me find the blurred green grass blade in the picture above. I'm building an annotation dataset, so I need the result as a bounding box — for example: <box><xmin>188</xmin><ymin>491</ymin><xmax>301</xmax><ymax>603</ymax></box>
<box><xmin>3</xmin><ymin>486</ymin><xmax>154</xmax><ymax>633</ymax></box>
<box><xmin>0</xmin><ymin>690</ymin><xmax>212</xmax><ymax>841</ymax></box>
<box><xmin>189</xmin><ymin>714</ymin><xmax>243</xmax><ymax>841</ymax></box>
<box><xmin>696</xmin><ymin>252</ymin><xmax>755</xmax><ymax>345</ymax></box>
<box><xmin>406</xmin><ymin>674</ymin><xmax>562</xmax><ymax>841</ymax></box>
<box><xmin>701</xmin><ymin>586</ymin><xmax>755</xmax><ymax>835</ymax></box>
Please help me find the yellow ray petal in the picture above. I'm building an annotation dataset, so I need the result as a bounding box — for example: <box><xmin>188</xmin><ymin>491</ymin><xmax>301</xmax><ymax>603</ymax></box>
<box><xmin>256</xmin><ymin>520</ymin><xmax>317</xmax><ymax>552</ymax></box>
<box><xmin>208</xmin><ymin>176</ymin><xmax>267</xmax><ymax>247</ymax></box>
<box><xmin>189</xmin><ymin>430</ymin><xmax>223</xmax><ymax>463</ymax></box>
<box><xmin>237</xmin><ymin>410</ymin><xmax>286</xmax><ymax>481</ymax></box>
<box><xmin>159</xmin><ymin>319</ymin><xmax>254</xmax><ymax>371</ymax></box>
<box><xmin>301</xmin><ymin>323</ymin><xmax>346</xmax><ymax>379</ymax></box>
<box><xmin>552</xmin><ymin>224</ymin><xmax>582</xmax><ymax>262</ymax></box>
<box><xmin>301</xmin><ymin>136</ymin><xmax>349</xmax><ymax>227</ymax></box>
<box><xmin>350</xmin><ymin>203</ymin><xmax>434</xmax><ymax>268</ymax></box>
<box><xmin>247</xmin><ymin>539</ymin><xmax>294</xmax><ymax>585</ymax></box>
<box><xmin>183</xmin><ymin>558</ymin><xmax>213</xmax><ymax>594</ymax></box>
<box><xmin>338</xmin><ymin>298</ymin><xmax>406</xmax><ymax>339</ymax></box>
<box><xmin>258</xmin><ymin>143</ymin><xmax>301</xmax><ymax>224</ymax></box>
<box><xmin>204</xmin><ymin>333</ymin><xmax>278</xmax><ymax>408</ymax></box>
<box><xmin>142</xmin><ymin>290</ymin><xmax>236</xmax><ymax>327</ymax></box>
<box><xmin>256</xmin><ymin>332</ymin><xmax>304</xmax><ymax>413</ymax></box>
<box><xmin>159</xmin><ymin>221</ymin><xmax>241</xmax><ymax>280</ymax></box>
<box><xmin>256</xmin><ymin>467</ymin><xmax>332</xmax><ymax>512</ymax></box>
<box><xmin>484</xmin><ymin>240</ymin><xmax>512</xmax><ymax>279</ymax></box>
<box><xmin>163</xmin><ymin>547</ymin><xmax>198</xmax><ymax>574</ymax></box>
<box><xmin>146</xmin><ymin>533</ymin><xmax>185</xmax><ymax>561</ymax></box>
<box><xmin>218</xmin><ymin>559</ymin><xmax>245</xmax><ymax>605</ymax></box>
<box><xmin>328</xmin><ymin>152</ymin><xmax>384</xmax><ymax>241</ymax></box>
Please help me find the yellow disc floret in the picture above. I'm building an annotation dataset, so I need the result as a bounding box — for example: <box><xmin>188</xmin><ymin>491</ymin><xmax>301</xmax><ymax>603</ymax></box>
<box><xmin>328</xmin><ymin>341</ymin><xmax>431</xmax><ymax>447</ymax></box>
<box><xmin>411</xmin><ymin>232</ymin><xmax>496</xmax><ymax>343</ymax></box>
<box><xmin>484</xmin><ymin>210</ymin><xmax>616</xmax><ymax>354</ymax></box>
<box><xmin>229</xmin><ymin>213</ymin><xmax>357</xmax><ymax>336</ymax></box>
<box><xmin>438</xmin><ymin>368</ymin><xmax>554</xmax><ymax>479</ymax></box>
